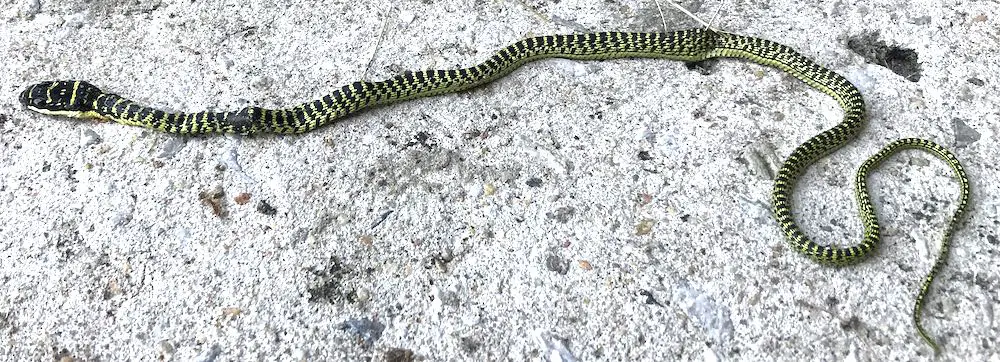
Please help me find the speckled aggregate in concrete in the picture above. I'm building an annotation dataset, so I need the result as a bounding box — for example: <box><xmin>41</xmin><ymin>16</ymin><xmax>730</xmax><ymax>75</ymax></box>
<box><xmin>1</xmin><ymin>0</ymin><xmax>998</xmax><ymax>360</ymax></box>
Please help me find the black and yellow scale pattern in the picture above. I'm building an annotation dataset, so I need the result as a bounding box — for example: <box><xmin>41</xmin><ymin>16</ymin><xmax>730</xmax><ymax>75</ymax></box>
<box><xmin>20</xmin><ymin>29</ymin><xmax>969</xmax><ymax>352</ymax></box>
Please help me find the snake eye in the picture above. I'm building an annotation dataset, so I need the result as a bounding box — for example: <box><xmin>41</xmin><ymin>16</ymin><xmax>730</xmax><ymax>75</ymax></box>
<box><xmin>31</xmin><ymin>97</ymin><xmax>44</xmax><ymax>106</ymax></box>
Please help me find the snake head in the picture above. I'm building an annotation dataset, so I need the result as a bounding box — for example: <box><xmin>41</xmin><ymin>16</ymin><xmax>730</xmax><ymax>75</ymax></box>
<box><xmin>20</xmin><ymin>80</ymin><xmax>101</xmax><ymax>117</ymax></box>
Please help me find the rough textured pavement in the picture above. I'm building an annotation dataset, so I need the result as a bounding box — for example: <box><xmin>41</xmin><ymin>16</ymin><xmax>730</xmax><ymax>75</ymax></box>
<box><xmin>1</xmin><ymin>0</ymin><xmax>998</xmax><ymax>360</ymax></box>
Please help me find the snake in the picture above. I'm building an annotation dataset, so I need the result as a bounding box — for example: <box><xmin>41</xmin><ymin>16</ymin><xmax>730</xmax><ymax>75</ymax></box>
<box><xmin>20</xmin><ymin>29</ymin><xmax>969</xmax><ymax>352</ymax></box>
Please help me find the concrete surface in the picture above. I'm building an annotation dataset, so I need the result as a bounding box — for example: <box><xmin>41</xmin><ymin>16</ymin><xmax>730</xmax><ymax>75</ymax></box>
<box><xmin>1</xmin><ymin>0</ymin><xmax>998</xmax><ymax>360</ymax></box>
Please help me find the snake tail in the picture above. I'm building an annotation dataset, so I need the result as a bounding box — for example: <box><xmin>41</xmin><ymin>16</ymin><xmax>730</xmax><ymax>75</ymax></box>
<box><xmin>857</xmin><ymin>138</ymin><xmax>970</xmax><ymax>354</ymax></box>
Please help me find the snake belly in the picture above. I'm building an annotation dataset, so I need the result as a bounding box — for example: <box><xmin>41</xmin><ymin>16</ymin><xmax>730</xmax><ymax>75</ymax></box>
<box><xmin>20</xmin><ymin>29</ymin><xmax>970</xmax><ymax>352</ymax></box>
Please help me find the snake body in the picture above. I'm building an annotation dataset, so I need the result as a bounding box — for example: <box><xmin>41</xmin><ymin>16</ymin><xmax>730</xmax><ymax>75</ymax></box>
<box><xmin>20</xmin><ymin>29</ymin><xmax>969</xmax><ymax>352</ymax></box>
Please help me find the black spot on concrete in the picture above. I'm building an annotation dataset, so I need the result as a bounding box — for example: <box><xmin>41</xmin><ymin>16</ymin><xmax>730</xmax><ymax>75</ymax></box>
<box><xmin>545</xmin><ymin>253</ymin><xmax>570</xmax><ymax>275</ymax></box>
<box><xmin>911</xmin><ymin>16</ymin><xmax>932</xmax><ymax>25</ymax></box>
<box><xmin>639</xmin><ymin>289</ymin><xmax>663</xmax><ymax>307</ymax></box>
<box><xmin>685</xmin><ymin>59</ymin><xmax>717</xmax><ymax>75</ymax></box>
<box><xmin>840</xmin><ymin>315</ymin><xmax>862</xmax><ymax>330</ymax></box>
<box><xmin>847</xmin><ymin>31</ymin><xmax>922</xmax><ymax>82</ymax></box>
<box><xmin>405</xmin><ymin>130</ymin><xmax>436</xmax><ymax>149</ymax></box>
<box><xmin>308</xmin><ymin>257</ymin><xmax>357</xmax><ymax>303</ymax></box>
<box><xmin>460</xmin><ymin>337</ymin><xmax>481</xmax><ymax>353</ymax></box>
<box><xmin>384</xmin><ymin>348</ymin><xmax>415</xmax><ymax>362</ymax></box>
<box><xmin>256</xmin><ymin>200</ymin><xmax>277</xmax><ymax>215</ymax></box>
<box><xmin>526</xmin><ymin>177</ymin><xmax>543</xmax><ymax>187</ymax></box>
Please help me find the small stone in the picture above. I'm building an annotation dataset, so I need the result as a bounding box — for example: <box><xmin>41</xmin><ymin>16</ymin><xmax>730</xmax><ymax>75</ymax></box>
<box><xmin>158</xmin><ymin>340</ymin><xmax>176</xmax><ymax>359</ymax></box>
<box><xmin>635</xmin><ymin>219</ymin><xmax>655</xmax><ymax>235</ymax></box>
<box><xmin>221</xmin><ymin>307</ymin><xmax>242</xmax><ymax>321</ymax></box>
<box><xmin>340</xmin><ymin>318</ymin><xmax>385</xmax><ymax>348</ymax></box>
<box><xmin>952</xmin><ymin>118</ymin><xmax>981</xmax><ymax>147</ymax></box>
<box><xmin>637</xmin><ymin>193</ymin><xmax>653</xmax><ymax>206</ymax></box>
<box><xmin>355</xmin><ymin>287</ymin><xmax>371</xmax><ymax>303</ymax></box>
<box><xmin>911</xmin><ymin>15</ymin><xmax>932</xmax><ymax>25</ymax></box>
<box><xmin>252</xmin><ymin>75</ymin><xmax>273</xmax><ymax>90</ymax></box>
<box><xmin>234</xmin><ymin>193</ymin><xmax>251</xmax><ymax>205</ymax></box>
<box><xmin>199</xmin><ymin>186</ymin><xmax>226</xmax><ymax>218</ymax></box>
<box><xmin>547</xmin><ymin>206</ymin><xmax>576</xmax><ymax>223</ymax></box>
<box><xmin>157</xmin><ymin>137</ymin><xmax>187</xmax><ymax>158</ymax></box>
<box><xmin>335</xmin><ymin>213</ymin><xmax>353</xmax><ymax>225</ymax></box>
<box><xmin>535</xmin><ymin>332</ymin><xmax>578</xmax><ymax>362</ymax></box>
<box><xmin>675</xmin><ymin>280</ymin><xmax>735</xmax><ymax>350</ymax></box>
<box><xmin>81</xmin><ymin>129</ymin><xmax>102</xmax><ymax>146</ymax></box>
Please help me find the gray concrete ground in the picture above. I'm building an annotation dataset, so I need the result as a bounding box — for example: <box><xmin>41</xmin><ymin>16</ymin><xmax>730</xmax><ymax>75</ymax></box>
<box><xmin>1</xmin><ymin>0</ymin><xmax>997</xmax><ymax>360</ymax></box>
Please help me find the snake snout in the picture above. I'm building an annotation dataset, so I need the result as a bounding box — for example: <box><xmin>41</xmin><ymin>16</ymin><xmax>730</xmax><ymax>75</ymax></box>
<box><xmin>20</xmin><ymin>80</ymin><xmax>99</xmax><ymax>113</ymax></box>
<box><xmin>20</xmin><ymin>82</ymin><xmax>51</xmax><ymax>108</ymax></box>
